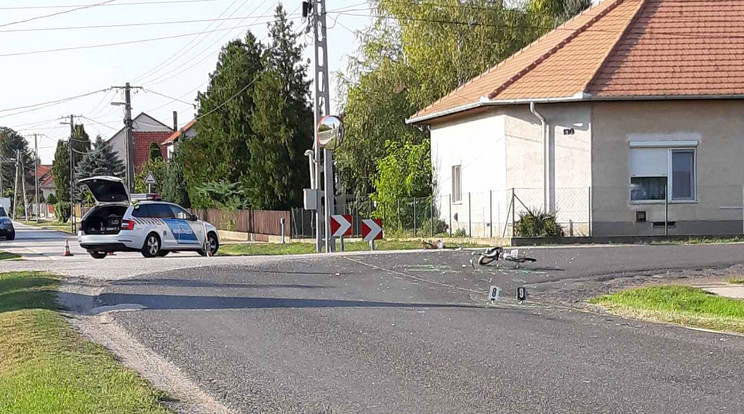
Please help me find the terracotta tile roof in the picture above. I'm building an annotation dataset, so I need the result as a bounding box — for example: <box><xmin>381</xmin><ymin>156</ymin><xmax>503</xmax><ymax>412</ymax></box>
<box><xmin>35</xmin><ymin>164</ymin><xmax>52</xmax><ymax>180</ymax></box>
<box><xmin>161</xmin><ymin>119</ymin><xmax>196</xmax><ymax>145</ymax></box>
<box><xmin>411</xmin><ymin>0</ymin><xmax>744</xmax><ymax>123</ymax></box>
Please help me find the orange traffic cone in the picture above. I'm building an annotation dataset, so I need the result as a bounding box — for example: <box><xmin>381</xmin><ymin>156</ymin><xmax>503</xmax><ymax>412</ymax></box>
<box><xmin>62</xmin><ymin>239</ymin><xmax>74</xmax><ymax>257</ymax></box>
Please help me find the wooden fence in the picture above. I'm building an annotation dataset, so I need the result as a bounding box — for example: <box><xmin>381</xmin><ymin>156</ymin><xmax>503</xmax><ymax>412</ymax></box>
<box><xmin>190</xmin><ymin>208</ymin><xmax>290</xmax><ymax>236</ymax></box>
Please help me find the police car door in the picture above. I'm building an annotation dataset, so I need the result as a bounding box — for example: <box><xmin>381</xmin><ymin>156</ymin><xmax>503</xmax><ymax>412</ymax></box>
<box><xmin>147</xmin><ymin>204</ymin><xmax>179</xmax><ymax>249</ymax></box>
<box><xmin>167</xmin><ymin>205</ymin><xmax>202</xmax><ymax>249</ymax></box>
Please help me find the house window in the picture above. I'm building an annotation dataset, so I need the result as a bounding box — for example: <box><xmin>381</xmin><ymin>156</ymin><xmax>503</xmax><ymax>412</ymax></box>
<box><xmin>452</xmin><ymin>165</ymin><xmax>462</xmax><ymax>203</ymax></box>
<box><xmin>629</xmin><ymin>147</ymin><xmax>696</xmax><ymax>202</ymax></box>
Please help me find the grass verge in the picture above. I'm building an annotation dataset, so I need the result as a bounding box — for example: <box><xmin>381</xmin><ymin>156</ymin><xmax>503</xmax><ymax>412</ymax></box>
<box><xmin>0</xmin><ymin>251</ymin><xmax>20</xmax><ymax>261</ymax></box>
<box><xmin>590</xmin><ymin>285</ymin><xmax>744</xmax><ymax>334</ymax></box>
<box><xmin>0</xmin><ymin>271</ymin><xmax>171</xmax><ymax>414</ymax></box>
<box><xmin>218</xmin><ymin>239</ymin><xmax>491</xmax><ymax>256</ymax></box>
<box><xmin>727</xmin><ymin>278</ymin><xmax>744</xmax><ymax>285</ymax></box>
<box><xmin>20</xmin><ymin>221</ymin><xmax>75</xmax><ymax>234</ymax></box>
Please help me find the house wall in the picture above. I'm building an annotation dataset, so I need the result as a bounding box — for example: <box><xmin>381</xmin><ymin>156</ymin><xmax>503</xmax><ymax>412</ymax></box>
<box><xmin>591</xmin><ymin>100</ymin><xmax>744</xmax><ymax>235</ymax></box>
<box><xmin>504</xmin><ymin>103</ymin><xmax>592</xmax><ymax>235</ymax></box>
<box><xmin>430</xmin><ymin>109</ymin><xmax>507</xmax><ymax>237</ymax></box>
<box><xmin>107</xmin><ymin>114</ymin><xmax>172</xmax><ymax>171</ymax></box>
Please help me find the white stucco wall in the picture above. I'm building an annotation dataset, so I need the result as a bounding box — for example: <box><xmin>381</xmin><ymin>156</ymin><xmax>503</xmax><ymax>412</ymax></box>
<box><xmin>430</xmin><ymin>109</ymin><xmax>507</xmax><ymax>237</ymax></box>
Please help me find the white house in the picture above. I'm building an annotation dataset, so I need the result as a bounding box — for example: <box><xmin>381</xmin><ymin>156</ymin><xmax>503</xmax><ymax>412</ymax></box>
<box><xmin>409</xmin><ymin>0</ymin><xmax>744</xmax><ymax>237</ymax></box>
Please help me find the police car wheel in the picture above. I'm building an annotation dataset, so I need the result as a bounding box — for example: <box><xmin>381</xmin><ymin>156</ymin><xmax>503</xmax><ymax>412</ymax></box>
<box><xmin>156</xmin><ymin>251</ymin><xmax>169</xmax><ymax>257</ymax></box>
<box><xmin>6</xmin><ymin>232</ymin><xmax>15</xmax><ymax>241</ymax></box>
<box><xmin>199</xmin><ymin>232</ymin><xmax>219</xmax><ymax>256</ymax></box>
<box><xmin>141</xmin><ymin>233</ymin><xmax>161</xmax><ymax>258</ymax></box>
<box><xmin>88</xmin><ymin>251</ymin><xmax>107</xmax><ymax>259</ymax></box>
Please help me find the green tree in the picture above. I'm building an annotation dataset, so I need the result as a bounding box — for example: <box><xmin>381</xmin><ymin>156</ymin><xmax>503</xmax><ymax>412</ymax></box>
<box><xmin>75</xmin><ymin>136</ymin><xmax>125</xmax><ymax>180</ymax></box>
<box><xmin>161</xmin><ymin>145</ymin><xmax>190</xmax><ymax>207</ymax></box>
<box><xmin>46</xmin><ymin>192</ymin><xmax>57</xmax><ymax>204</ymax></box>
<box><xmin>183</xmin><ymin>31</ymin><xmax>264</xmax><ymax>207</ymax></box>
<box><xmin>52</xmin><ymin>140</ymin><xmax>70</xmax><ymax>202</ymax></box>
<box><xmin>149</xmin><ymin>141</ymin><xmax>163</xmax><ymax>162</ymax></box>
<box><xmin>0</xmin><ymin>127</ymin><xmax>35</xmax><ymax>206</ymax></box>
<box><xmin>245</xmin><ymin>5</ymin><xmax>313</xmax><ymax>209</ymax></box>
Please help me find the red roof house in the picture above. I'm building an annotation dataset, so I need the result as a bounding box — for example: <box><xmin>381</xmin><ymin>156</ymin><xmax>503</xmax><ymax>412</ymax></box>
<box><xmin>411</xmin><ymin>0</ymin><xmax>744</xmax><ymax>237</ymax></box>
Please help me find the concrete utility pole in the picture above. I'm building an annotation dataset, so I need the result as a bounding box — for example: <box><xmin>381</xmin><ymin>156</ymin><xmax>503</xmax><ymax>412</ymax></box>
<box><xmin>61</xmin><ymin>115</ymin><xmax>82</xmax><ymax>232</ymax></box>
<box><xmin>28</xmin><ymin>134</ymin><xmax>41</xmax><ymax>222</ymax></box>
<box><xmin>20</xmin><ymin>151</ymin><xmax>28</xmax><ymax>221</ymax></box>
<box><xmin>12</xmin><ymin>150</ymin><xmax>20</xmax><ymax>220</ymax></box>
<box><xmin>111</xmin><ymin>83</ymin><xmax>142</xmax><ymax>192</ymax></box>
<box><xmin>310</xmin><ymin>0</ymin><xmax>334</xmax><ymax>253</ymax></box>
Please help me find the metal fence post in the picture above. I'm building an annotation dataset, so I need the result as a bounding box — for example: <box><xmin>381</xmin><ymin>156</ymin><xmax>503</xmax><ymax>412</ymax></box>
<box><xmin>280</xmin><ymin>217</ymin><xmax>286</xmax><ymax>244</ymax></box>
<box><xmin>413</xmin><ymin>197</ymin><xmax>417</xmax><ymax>237</ymax></box>
<box><xmin>397</xmin><ymin>198</ymin><xmax>401</xmax><ymax>231</ymax></box>
<box><xmin>489</xmin><ymin>190</ymin><xmax>493</xmax><ymax>238</ymax></box>
<box><xmin>588</xmin><ymin>186</ymin><xmax>592</xmax><ymax>237</ymax></box>
<box><xmin>449</xmin><ymin>194</ymin><xmax>452</xmax><ymax>237</ymax></box>
<box><xmin>511</xmin><ymin>188</ymin><xmax>516</xmax><ymax>237</ymax></box>
<box><xmin>431</xmin><ymin>196</ymin><xmax>434</xmax><ymax>237</ymax></box>
<box><xmin>468</xmin><ymin>192</ymin><xmax>472</xmax><ymax>237</ymax></box>
<box><xmin>664</xmin><ymin>184</ymin><xmax>669</xmax><ymax>236</ymax></box>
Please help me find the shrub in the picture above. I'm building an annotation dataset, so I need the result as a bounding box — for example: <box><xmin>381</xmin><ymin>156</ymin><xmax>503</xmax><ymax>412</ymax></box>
<box><xmin>453</xmin><ymin>228</ymin><xmax>468</xmax><ymax>238</ymax></box>
<box><xmin>515</xmin><ymin>209</ymin><xmax>564</xmax><ymax>238</ymax></box>
<box><xmin>54</xmin><ymin>202</ymin><xmax>71</xmax><ymax>223</ymax></box>
<box><xmin>46</xmin><ymin>193</ymin><xmax>58</xmax><ymax>205</ymax></box>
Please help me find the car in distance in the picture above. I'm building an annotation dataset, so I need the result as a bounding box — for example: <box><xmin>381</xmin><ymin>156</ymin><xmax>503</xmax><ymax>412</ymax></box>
<box><xmin>77</xmin><ymin>176</ymin><xmax>219</xmax><ymax>259</ymax></box>
<box><xmin>0</xmin><ymin>206</ymin><xmax>14</xmax><ymax>240</ymax></box>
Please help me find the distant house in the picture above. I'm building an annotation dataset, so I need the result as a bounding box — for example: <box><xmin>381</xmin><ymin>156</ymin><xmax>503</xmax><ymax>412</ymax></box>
<box><xmin>161</xmin><ymin>119</ymin><xmax>196</xmax><ymax>162</ymax></box>
<box><xmin>107</xmin><ymin>113</ymin><xmax>173</xmax><ymax>171</ymax></box>
<box><xmin>36</xmin><ymin>164</ymin><xmax>55</xmax><ymax>200</ymax></box>
<box><xmin>409</xmin><ymin>0</ymin><xmax>744</xmax><ymax>237</ymax></box>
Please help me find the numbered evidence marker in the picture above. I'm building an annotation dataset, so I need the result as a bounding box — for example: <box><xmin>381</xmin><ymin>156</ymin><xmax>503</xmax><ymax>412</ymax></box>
<box><xmin>516</xmin><ymin>287</ymin><xmax>527</xmax><ymax>301</ymax></box>
<box><xmin>488</xmin><ymin>286</ymin><xmax>501</xmax><ymax>301</ymax></box>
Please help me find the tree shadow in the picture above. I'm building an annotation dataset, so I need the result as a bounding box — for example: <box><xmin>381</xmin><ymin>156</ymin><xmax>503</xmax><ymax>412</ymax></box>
<box><xmin>113</xmin><ymin>278</ymin><xmax>329</xmax><ymax>290</ymax></box>
<box><xmin>63</xmin><ymin>292</ymin><xmax>482</xmax><ymax>312</ymax></box>
<box><xmin>0</xmin><ymin>272</ymin><xmax>59</xmax><ymax>313</ymax></box>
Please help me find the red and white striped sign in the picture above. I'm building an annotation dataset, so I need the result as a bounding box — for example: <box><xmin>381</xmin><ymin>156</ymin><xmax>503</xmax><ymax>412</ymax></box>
<box><xmin>361</xmin><ymin>218</ymin><xmax>383</xmax><ymax>241</ymax></box>
<box><xmin>330</xmin><ymin>214</ymin><xmax>352</xmax><ymax>238</ymax></box>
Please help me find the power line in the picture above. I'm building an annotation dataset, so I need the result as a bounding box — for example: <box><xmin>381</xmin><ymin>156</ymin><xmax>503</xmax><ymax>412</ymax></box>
<box><xmin>0</xmin><ymin>0</ymin><xmax>117</xmax><ymax>29</ymax></box>
<box><xmin>0</xmin><ymin>13</ymin><xmax>295</xmax><ymax>33</ymax></box>
<box><xmin>80</xmin><ymin>116</ymin><xmax>120</xmax><ymax>130</ymax></box>
<box><xmin>143</xmin><ymin>89</ymin><xmax>196</xmax><ymax>107</ymax></box>
<box><xmin>0</xmin><ymin>21</ymin><xmax>281</xmax><ymax>59</ymax></box>
<box><xmin>132</xmin><ymin>0</ymin><xmax>243</xmax><ymax>84</ymax></box>
<box><xmin>0</xmin><ymin>0</ymin><xmax>218</xmax><ymax>10</ymax></box>
<box><xmin>0</xmin><ymin>89</ymin><xmax>108</xmax><ymax>119</ymax></box>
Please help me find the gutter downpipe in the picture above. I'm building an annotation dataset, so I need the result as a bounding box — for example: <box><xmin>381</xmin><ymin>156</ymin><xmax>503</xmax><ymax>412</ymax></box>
<box><xmin>530</xmin><ymin>102</ymin><xmax>549</xmax><ymax>213</ymax></box>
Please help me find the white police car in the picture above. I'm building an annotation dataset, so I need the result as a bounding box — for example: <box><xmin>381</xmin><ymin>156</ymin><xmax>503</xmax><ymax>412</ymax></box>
<box><xmin>77</xmin><ymin>176</ymin><xmax>219</xmax><ymax>259</ymax></box>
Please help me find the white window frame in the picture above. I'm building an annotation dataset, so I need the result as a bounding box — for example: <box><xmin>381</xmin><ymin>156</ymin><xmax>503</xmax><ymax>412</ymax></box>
<box><xmin>629</xmin><ymin>144</ymin><xmax>697</xmax><ymax>204</ymax></box>
<box><xmin>451</xmin><ymin>165</ymin><xmax>462</xmax><ymax>204</ymax></box>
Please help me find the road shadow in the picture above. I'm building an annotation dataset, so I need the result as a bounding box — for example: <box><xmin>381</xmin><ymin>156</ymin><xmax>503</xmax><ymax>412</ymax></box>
<box><xmin>113</xmin><ymin>278</ymin><xmax>329</xmax><ymax>290</ymax></box>
<box><xmin>61</xmin><ymin>292</ymin><xmax>481</xmax><ymax>312</ymax></box>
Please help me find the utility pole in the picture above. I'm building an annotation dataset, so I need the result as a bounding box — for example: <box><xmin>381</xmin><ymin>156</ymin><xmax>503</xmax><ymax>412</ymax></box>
<box><xmin>20</xmin><ymin>151</ymin><xmax>28</xmax><ymax>221</ymax></box>
<box><xmin>28</xmin><ymin>134</ymin><xmax>41</xmax><ymax>222</ymax></box>
<box><xmin>61</xmin><ymin>115</ymin><xmax>82</xmax><ymax>233</ymax></box>
<box><xmin>310</xmin><ymin>0</ymin><xmax>334</xmax><ymax>253</ymax></box>
<box><xmin>111</xmin><ymin>83</ymin><xmax>143</xmax><ymax>192</ymax></box>
<box><xmin>12</xmin><ymin>150</ymin><xmax>20</xmax><ymax>220</ymax></box>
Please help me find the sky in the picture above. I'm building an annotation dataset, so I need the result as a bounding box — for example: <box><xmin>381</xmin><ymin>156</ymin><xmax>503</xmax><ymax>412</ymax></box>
<box><xmin>0</xmin><ymin>0</ymin><xmax>373</xmax><ymax>164</ymax></box>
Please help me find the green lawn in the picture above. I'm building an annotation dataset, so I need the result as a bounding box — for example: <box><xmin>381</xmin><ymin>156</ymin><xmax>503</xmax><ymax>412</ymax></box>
<box><xmin>727</xmin><ymin>278</ymin><xmax>744</xmax><ymax>285</ymax></box>
<box><xmin>20</xmin><ymin>221</ymin><xmax>75</xmax><ymax>234</ymax></box>
<box><xmin>590</xmin><ymin>285</ymin><xmax>744</xmax><ymax>334</ymax></box>
<box><xmin>0</xmin><ymin>252</ymin><xmax>20</xmax><ymax>261</ymax></box>
<box><xmin>218</xmin><ymin>239</ymin><xmax>491</xmax><ymax>256</ymax></box>
<box><xmin>0</xmin><ymin>272</ymin><xmax>171</xmax><ymax>414</ymax></box>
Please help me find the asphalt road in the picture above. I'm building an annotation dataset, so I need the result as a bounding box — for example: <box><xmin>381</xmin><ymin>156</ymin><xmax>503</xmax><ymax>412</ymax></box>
<box><xmin>87</xmin><ymin>248</ymin><xmax>744</xmax><ymax>414</ymax></box>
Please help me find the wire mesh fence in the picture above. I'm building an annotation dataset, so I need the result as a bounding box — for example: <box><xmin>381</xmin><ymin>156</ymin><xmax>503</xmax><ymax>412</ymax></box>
<box><xmin>290</xmin><ymin>185</ymin><xmax>744</xmax><ymax>239</ymax></box>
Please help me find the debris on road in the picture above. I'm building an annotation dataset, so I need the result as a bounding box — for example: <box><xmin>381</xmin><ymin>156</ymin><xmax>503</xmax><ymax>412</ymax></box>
<box><xmin>470</xmin><ymin>247</ymin><xmax>537</xmax><ymax>269</ymax></box>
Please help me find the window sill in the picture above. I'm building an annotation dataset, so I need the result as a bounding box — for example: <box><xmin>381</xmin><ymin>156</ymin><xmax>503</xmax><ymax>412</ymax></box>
<box><xmin>629</xmin><ymin>200</ymin><xmax>698</xmax><ymax>205</ymax></box>
<box><xmin>452</xmin><ymin>201</ymin><xmax>463</xmax><ymax>206</ymax></box>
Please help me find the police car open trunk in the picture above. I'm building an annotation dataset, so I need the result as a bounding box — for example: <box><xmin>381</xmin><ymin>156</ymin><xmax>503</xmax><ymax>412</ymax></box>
<box><xmin>78</xmin><ymin>176</ymin><xmax>130</xmax><ymax>235</ymax></box>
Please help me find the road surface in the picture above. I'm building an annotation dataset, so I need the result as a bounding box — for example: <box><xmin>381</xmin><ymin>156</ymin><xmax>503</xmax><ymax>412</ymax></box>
<box><xmin>6</xmin><ymin>224</ymin><xmax>744</xmax><ymax>413</ymax></box>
